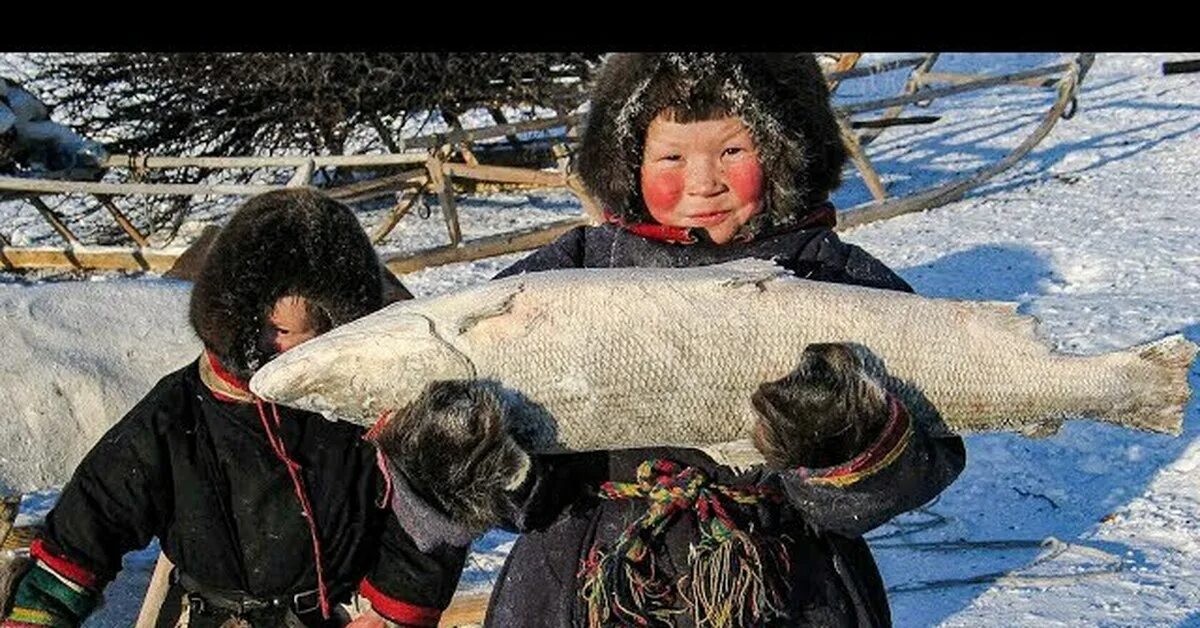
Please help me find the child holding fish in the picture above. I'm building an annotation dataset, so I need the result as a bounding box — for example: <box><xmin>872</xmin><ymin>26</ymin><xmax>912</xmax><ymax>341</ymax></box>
<box><xmin>380</xmin><ymin>53</ymin><xmax>967</xmax><ymax>627</ymax></box>
<box><xmin>1</xmin><ymin>189</ymin><xmax>465</xmax><ymax>627</ymax></box>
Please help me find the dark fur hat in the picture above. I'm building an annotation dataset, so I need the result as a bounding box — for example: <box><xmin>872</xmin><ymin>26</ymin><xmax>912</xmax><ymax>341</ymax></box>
<box><xmin>576</xmin><ymin>53</ymin><xmax>847</xmax><ymax>228</ymax></box>
<box><xmin>189</xmin><ymin>188</ymin><xmax>385</xmax><ymax>381</ymax></box>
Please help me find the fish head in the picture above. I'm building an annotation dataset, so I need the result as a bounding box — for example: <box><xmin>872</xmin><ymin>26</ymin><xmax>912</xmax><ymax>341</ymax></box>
<box><xmin>249</xmin><ymin>311</ymin><xmax>475</xmax><ymax>423</ymax></box>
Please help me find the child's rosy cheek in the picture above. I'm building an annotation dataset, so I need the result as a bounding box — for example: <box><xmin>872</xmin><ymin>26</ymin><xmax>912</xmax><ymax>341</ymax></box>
<box><xmin>727</xmin><ymin>159</ymin><xmax>765</xmax><ymax>205</ymax></box>
<box><xmin>641</xmin><ymin>168</ymin><xmax>684</xmax><ymax>213</ymax></box>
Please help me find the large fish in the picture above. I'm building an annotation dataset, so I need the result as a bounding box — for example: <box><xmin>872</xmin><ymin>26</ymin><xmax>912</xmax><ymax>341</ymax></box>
<box><xmin>250</xmin><ymin>260</ymin><xmax>1196</xmax><ymax>458</ymax></box>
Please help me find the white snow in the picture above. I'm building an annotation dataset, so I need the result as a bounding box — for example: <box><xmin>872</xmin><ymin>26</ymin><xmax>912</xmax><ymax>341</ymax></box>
<box><xmin>1</xmin><ymin>52</ymin><xmax>1198</xmax><ymax>626</ymax></box>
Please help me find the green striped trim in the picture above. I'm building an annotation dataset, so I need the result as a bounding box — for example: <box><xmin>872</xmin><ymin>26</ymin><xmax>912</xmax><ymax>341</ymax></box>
<box><xmin>11</xmin><ymin>564</ymin><xmax>97</xmax><ymax>622</ymax></box>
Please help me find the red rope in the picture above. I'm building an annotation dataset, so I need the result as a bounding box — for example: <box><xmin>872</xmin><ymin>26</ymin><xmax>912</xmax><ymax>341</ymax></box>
<box><xmin>255</xmin><ymin>400</ymin><xmax>331</xmax><ymax>619</ymax></box>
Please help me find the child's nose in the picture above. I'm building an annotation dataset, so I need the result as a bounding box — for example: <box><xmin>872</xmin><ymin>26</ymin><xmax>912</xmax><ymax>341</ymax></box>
<box><xmin>684</xmin><ymin>157</ymin><xmax>726</xmax><ymax>196</ymax></box>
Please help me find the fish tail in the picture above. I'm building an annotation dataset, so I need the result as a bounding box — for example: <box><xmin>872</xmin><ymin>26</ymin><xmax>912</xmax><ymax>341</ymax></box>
<box><xmin>1106</xmin><ymin>334</ymin><xmax>1198</xmax><ymax>435</ymax></box>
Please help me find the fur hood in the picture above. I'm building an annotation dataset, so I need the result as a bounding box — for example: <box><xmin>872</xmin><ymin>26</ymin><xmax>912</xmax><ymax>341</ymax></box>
<box><xmin>189</xmin><ymin>188</ymin><xmax>385</xmax><ymax>382</ymax></box>
<box><xmin>576</xmin><ymin>53</ymin><xmax>847</xmax><ymax>231</ymax></box>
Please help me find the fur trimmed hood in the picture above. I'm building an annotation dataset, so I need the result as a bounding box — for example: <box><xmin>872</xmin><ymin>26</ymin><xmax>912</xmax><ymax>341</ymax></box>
<box><xmin>576</xmin><ymin>53</ymin><xmax>847</xmax><ymax>231</ymax></box>
<box><xmin>189</xmin><ymin>188</ymin><xmax>385</xmax><ymax>382</ymax></box>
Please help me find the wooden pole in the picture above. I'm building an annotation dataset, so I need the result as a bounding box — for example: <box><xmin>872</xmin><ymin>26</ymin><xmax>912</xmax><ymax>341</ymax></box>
<box><xmin>565</xmin><ymin>174</ymin><xmax>604</xmax><ymax>224</ymax></box>
<box><xmin>825</xmin><ymin>53</ymin><xmax>862</xmax><ymax>92</ymax></box>
<box><xmin>439</xmin><ymin>591</ymin><xmax>491</xmax><ymax>627</ymax></box>
<box><xmin>442</xmin><ymin>162</ymin><xmax>565</xmax><ymax>187</ymax></box>
<box><xmin>837</xmin><ymin>62</ymin><xmax>1074</xmax><ymax>116</ymax></box>
<box><xmin>95</xmin><ymin>195</ymin><xmax>150</xmax><ymax>247</ymax></box>
<box><xmin>104</xmin><ymin>153</ymin><xmax>428</xmax><ymax>170</ymax></box>
<box><xmin>0</xmin><ymin>177</ymin><xmax>283</xmax><ymax>197</ymax></box>
<box><xmin>369</xmin><ymin>184</ymin><xmax>425</xmax><ymax>244</ymax></box>
<box><xmin>426</xmin><ymin>153</ymin><xmax>462</xmax><ymax>246</ymax></box>
<box><xmin>29</xmin><ymin>197</ymin><xmax>82</xmax><ymax>245</ymax></box>
<box><xmin>826</xmin><ymin>55</ymin><xmax>928</xmax><ymax>82</ymax></box>
<box><xmin>326</xmin><ymin>170</ymin><xmax>427</xmax><ymax>204</ymax></box>
<box><xmin>838</xmin><ymin>57</ymin><xmax>1086</xmax><ymax>231</ymax></box>
<box><xmin>134</xmin><ymin>553</ymin><xmax>173</xmax><ymax>628</ymax></box>
<box><xmin>0</xmin><ymin>246</ymin><xmax>183</xmax><ymax>272</ymax></box>
<box><xmin>486</xmin><ymin>106</ymin><xmax>522</xmax><ymax>147</ymax></box>
<box><xmin>917</xmin><ymin>71</ymin><xmax>1059</xmax><ymax>89</ymax></box>
<box><xmin>856</xmin><ymin>54</ymin><xmax>940</xmax><ymax>148</ymax></box>
<box><xmin>384</xmin><ymin>218</ymin><xmax>587</xmax><ymax>275</ymax></box>
<box><xmin>287</xmin><ymin>159</ymin><xmax>315</xmax><ymax>188</ymax></box>
<box><xmin>440</xmin><ymin>110</ymin><xmax>481</xmax><ymax>167</ymax></box>
<box><xmin>403</xmin><ymin>114</ymin><xmax>581</xmax><ymax>151</ymax></box>
<box><xmin>837</xmin><ymin>117</ymin><xmax>888</xmax><ymax>202</ymax></box>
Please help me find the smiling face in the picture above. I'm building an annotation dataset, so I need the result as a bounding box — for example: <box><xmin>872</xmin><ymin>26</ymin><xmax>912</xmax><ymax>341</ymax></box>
<box><xmin>639</xmin><ymin>112</ymin><xmax>765</xmax><ymax>244</ymax></box>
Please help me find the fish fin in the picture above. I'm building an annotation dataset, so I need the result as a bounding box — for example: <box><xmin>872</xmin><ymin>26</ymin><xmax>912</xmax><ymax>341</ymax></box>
<box><xmin>450</xmin><ymin>283</ymin><xmax>526</xmax><ymax>335</ymax></box>
<box><xmin>1135</xmin><ymin>334</ymin><xmax>1199</xmax><ymax>373</ymax></box>
<box><xmin>712</xmin><ymin>258</ymin><xmax>789</xmax><ymax>290</ymax></box>
<box><xmin>975</xmin><ymin>301</ymin><xmax>1040</xmax><ymax>338</ymax></box>
<box><xmin>1019</xmin><ymin>418</ymin><xmax>1064</xmax><ymax>438</ymax></box>
<box><xmin>697</xmin><ymin>439</ymin><xmax>765</xmax><ymax>471</ymax></box>
<box><xmin>1107</xmin><ymin>334</ymin><xmax>1198</xmax><ymax>435</ymax></box>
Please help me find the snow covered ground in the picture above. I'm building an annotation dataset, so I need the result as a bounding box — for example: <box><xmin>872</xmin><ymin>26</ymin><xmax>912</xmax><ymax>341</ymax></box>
<box><xmin>1</xmin><ymin>52</ymin><xmax>1198</xmax><ymax>626</ymax></box>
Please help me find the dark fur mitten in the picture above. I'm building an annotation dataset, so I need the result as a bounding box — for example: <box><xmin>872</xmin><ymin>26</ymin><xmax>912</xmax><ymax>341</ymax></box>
<box><xmin>373</xmin><ymin>380</ymin><xmax>531</xmax><ymax>534</ymax></box>
<box><xmin>752</xmin><ymin>343</ymin><xmax>892</xmax><ymax>469</ymax></box>
<box><xmin>0</xmin><ymin>554</ymin><xmax>31</xmax><ymax>617</ymax></box>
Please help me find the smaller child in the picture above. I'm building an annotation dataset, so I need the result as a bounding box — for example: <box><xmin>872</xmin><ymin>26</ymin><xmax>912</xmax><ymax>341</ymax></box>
<box><xmin>3</xmin><ymin>189</ymin><xmax>466</xmax><ymax>628</ymax></box>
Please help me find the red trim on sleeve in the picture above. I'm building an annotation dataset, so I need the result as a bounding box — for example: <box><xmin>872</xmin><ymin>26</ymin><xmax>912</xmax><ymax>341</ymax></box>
<box><xmin>29</xmin><ymin>539</ymin><xmax>100</xmax><ymax>589</ymax></box>
<box><xmin>359</xmin><ymin>577</ymin><xmax>443</xmax><ymax>626</ymax></box>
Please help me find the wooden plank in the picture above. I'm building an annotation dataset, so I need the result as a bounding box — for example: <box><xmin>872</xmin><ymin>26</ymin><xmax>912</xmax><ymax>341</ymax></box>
<box><xmin>287</xmin><ymin>159</ymin><xmax>315</xmax><ymax>188</ymax></box>
<box><xmin>837</xmin><ymin>62</ymin><xmax>1074</xmax><ymax>115</ymax></box>
<box><xmin>384</xmin><ymin>218</ymin><xmax>588</xmax><ymax>275</ymax></box>
<box><xmin>29</xmin><ymin>197</ymin><xmax>82</xmax><ymax>245</ymax></box>
<box><xmin>837</xmin><ymin>118</ymin><xmax>888</xmax><ymax>201</ymax></box>
<box><xmin>917</xmin><ymin>71</ymin><xmax>1058</xmax><ymax>89</ymax></box>
<box><xmin>487</xmin><ymin>106</ymin><xmax>522</xmax><ymax>146</ymax></box>
<box><xmin>426</xmin><ymin>154</ymin><xmax>462</xmax><ymax>246</ymax></box>
<box><xmin>105</xmin><ymin>153</ymin><xmax>427</xmax><ymax>170</ymax></box>
<box><xmin>369</xmin><ymin>185</ymin><xmax>424</xmax><ymax>244</ymax></box>
<box><xmin>440</xmin><ymin>110</ymin><xmax>481</xmax><ymax>167</ymax></box>
<box><xmin>443</xmin><ymin>162</ymin><xmax>564</xmax><ymax>187</ymax></box>
<box><xmin>0</xmin><ymin>177</ymin><xmax>282</xmax><ymax>197</ymax></box>
<box><xmin>825</xmin><ymin>55</ymin><xmax>927</xmax><ymax>82</ymax></box>
<box><xmin>326</xmin><ymin>170</ymin><xmax>427</xmax><ymax>203</ymax></box>
<box><xmin>825</xmin><ymin>52</ymin><xmax>862</xmax><ymax>92</ymax></box>
<box><xmin>856</xmin><ymin>54</ymin><xmax>940</xmax><ymax>149</ymax></box>
<box><xmin>565</xmin><ymin>173</ymin><xmax>604</xmax><ymax>224</ymax></box>
<box><xmin>838</xmin><ymin>58</ymin><xmax>1086</xmax><ymax>231</ymax></box>
<box><xmin>403</xmin><ymin>114</ymin><xmax>581</xmax><ymax>150</ymax></box>
<box><xmin>134</xmin><ymin>553</ymin><xmax>173</xmax><ymax>628</ymax></box>
<box><xmin>95</xmin><ymin>195</ymin><xmax>150</xmax><ymax>247</ymax></box>
<box><xmin>0</xmin><ymin>246</ymin><xmax>183</xmax><ymax>272</ymax></box>
<box><xmin>0</xmin><ymin>232</ymin><xmax>11</xmax><ymax>270</ymax></box>
<box><xmin>439</xmin><ymin>591</ymin><xmax>490</xmax><ymax>627</ymax></box>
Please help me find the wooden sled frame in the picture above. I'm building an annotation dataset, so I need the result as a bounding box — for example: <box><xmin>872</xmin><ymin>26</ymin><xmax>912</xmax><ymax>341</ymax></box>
<box><xmin>0</xmin><ymin>54</ymin><xmax>1093</xmax><ymax>281</ymax></box>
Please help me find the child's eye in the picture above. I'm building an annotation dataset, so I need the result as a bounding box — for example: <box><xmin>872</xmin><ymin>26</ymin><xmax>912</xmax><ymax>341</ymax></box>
<box><xmin>723</xmin><ymin>147</ymin><xmax>745</xmax><ymax>157</ymax></box>
<box><xmin>660</xmin><ymin>154</ymin><xmax>682</xmax><ymax>162</ymax></box>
